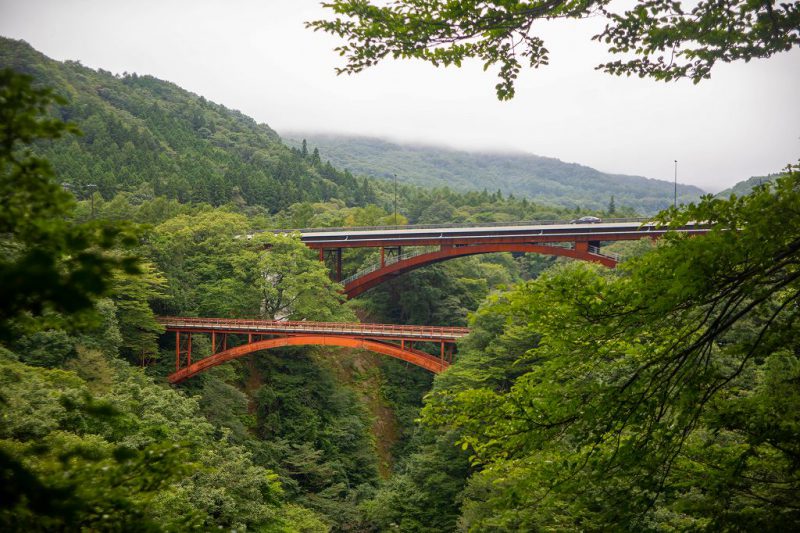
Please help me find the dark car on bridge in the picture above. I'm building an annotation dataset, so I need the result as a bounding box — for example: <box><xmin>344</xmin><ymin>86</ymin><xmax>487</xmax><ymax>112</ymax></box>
<box><xmin>570</xmin><ymin>216</ymin><xmax>602</xmax><ymax>224</ymax></box>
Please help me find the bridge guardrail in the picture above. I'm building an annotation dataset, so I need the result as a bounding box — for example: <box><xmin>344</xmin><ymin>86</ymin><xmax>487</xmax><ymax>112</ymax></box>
<box><xmin>158</xmin><ymin>317</ymin><xmax>470</xmax><ymax>340</ymax></box>
<box><xmin>588</xmin><ymin>245</ymin><xmax>622</xmax><ymax>262</ymax></box>
<box><xmin>269</xmin><ymin>217</ymin><xmax>652</xmax><ymax>235</ymax></box>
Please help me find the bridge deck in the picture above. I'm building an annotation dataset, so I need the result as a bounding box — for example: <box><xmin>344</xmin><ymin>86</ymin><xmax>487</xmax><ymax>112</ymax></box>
<box><xmin>291</xmin><ymin>219</ymin><xmax>706</xmax><ymax>248</ymax></box>
<box><xmin>158</xmin><ymin>317</ymin><xmax>469</xmax><ymax>342</ymax></box>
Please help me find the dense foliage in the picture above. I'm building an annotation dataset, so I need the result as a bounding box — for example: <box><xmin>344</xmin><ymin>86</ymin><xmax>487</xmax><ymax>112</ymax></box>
<box><xmin>417</xmin><ymin>167</ymin><xmax>800</xmax><ymax>530</ymax></box>
<box><xmin>0</xmin><ymin>37</ymin><xmax>377</xmax><ymax>210</ymax></box>
<box><xmin>311</xmin><ymin>0</ymin><xmax>800</xmax><ymax>99</ymax></box>
<box><xmin>4</xmin><ymin>34</ymin><xmax>796</xmax><ymax>532</ymax></box>
<box><xmin>0</xmin><ymin>68</ymin><xmax>328</xmax><ymax>530</ymax></box>
<box><xmin>0</xmin><ymin>68</ymin><xmax>139</xmax><ymax>341</ymax></box>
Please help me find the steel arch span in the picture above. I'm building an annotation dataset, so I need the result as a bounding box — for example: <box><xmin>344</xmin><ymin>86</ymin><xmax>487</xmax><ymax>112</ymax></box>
<box><xmin>344</xmin><ymin>243</ymin><xmax>616</xmax><ymax>298</ymax></box>
<box><xmin>168</xmin><ymin>335</ymin><xmax>449</xmax><ymax>383</ymax></box>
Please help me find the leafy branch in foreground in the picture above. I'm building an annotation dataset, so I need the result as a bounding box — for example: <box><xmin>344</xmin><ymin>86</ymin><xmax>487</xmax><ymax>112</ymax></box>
<box><xmin>423</xmin><ymin>164</ymin><xmax>800</xmax><ymax>528</ymax></box>
<box><xmin>0</xmin><ymin>68</ymin><xmax>141</xmax><ymax>339</ymax></box>
<box><xmin>310</xmin><ymin>0</ymin><xmax>800</xmax><ymax>99</ymax></box>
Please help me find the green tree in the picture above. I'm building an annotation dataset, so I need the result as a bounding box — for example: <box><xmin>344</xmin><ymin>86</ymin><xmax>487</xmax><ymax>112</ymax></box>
<box><xmin>0</xmin><ymin>68</ymin><xmax>139</xmax><ymax>339</ymax></box>
<box><xmin>147</xmin><ymin>210</ymin><xmax>261</xmax><ymax>317</ymax></box>
<box><xmin>310</xmin><ymin>0</ymin><xmax>800</xmax><ymax>99</ymax></box>
<box><xmin>255</xmin><ymin>232</ymin><xmax>353</xmax><ymax>321</ymax></box>
<box><xmin>423</xmin><ymin>166</ymin><xmax>800</xmax><ymax>528</ymax></box>
<box><xmin>111</xmin><ymin>261</ymin><xmax>166</xmax><ymax>366</ymax></box>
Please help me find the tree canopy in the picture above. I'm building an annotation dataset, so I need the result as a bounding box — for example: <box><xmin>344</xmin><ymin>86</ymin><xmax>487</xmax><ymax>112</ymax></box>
<box><xmin>310</xmin><ymin>0</ymin><xmax>800</xmax><ymax>99</ymax></box>
<box><xmin>0</xmin><ymin>68</ymin><xmax>141</xmax><ymax>340</ymax></box>
<box><xmin>421</xmin><ymin>165</ymin><xmax>800</xmax><ymax>528</ymax></box>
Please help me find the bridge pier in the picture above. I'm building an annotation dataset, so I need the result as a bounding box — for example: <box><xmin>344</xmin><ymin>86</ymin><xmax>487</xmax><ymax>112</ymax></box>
<box><xmin>386</xmin><ymin>246</ymin><xmax>401</xmax><ymax>265</ymax></box>
<box><xmin>175</xmin><ymin>331</ymin><xmax>193</xmax><ymax>371</ymax></box>
<box><xmin>322</xmin><ymin>248</ymin><xmax>343</xmax><ymax>281</ymax></box>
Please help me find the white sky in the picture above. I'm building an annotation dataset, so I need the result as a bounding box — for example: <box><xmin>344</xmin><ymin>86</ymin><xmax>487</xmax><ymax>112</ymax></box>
<box><xmin>1</xmin><ymin>0</ymin><xmax>798</xmax><ymax>192</ymax></box>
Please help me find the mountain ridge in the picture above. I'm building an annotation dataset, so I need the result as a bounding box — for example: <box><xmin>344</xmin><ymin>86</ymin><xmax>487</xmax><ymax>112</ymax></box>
<box><xmin>284</xmin><ymin>132</ymin><xmax>706</xmax><ymax>214</ymax></box>
<box><xmin>0</xmin><ymin>36</ymin><xmax>375</xmax><ymax>211</ymax></box>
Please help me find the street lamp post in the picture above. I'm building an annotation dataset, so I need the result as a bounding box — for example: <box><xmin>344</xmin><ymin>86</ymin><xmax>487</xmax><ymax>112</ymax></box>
<box><xmin>673</xmin><ymin>160</ymin><xmax>678</xmax><ymax>209</ymax></box>
<box><xmin>393</xmin><ymin>173</ymin><xmax>398</xmax><ymax>225</ymax></box>
<box><xmin>86</xmin><ymin>184</ymin><xmax>97</xmax><ymax>218</ymax></box>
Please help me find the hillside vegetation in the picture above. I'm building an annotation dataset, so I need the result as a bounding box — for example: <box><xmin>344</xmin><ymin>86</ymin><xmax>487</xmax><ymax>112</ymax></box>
<box><xmin>0</xmin><ymin>41</ymin><xmax>579</xmax><ymax>530</ymax></box>
<box><xmin>0</xmin><ymin>37</ymin><xmax>377</xmax><ymax>211</ymax></box>
<box><xmin>285</xmin><ymin>133</ymin><xmax>705</xmax><ymax>213</ymax></box>
<box><xmin>716</xmin><ymin>173</ymin><xmax>781</xmax><ymax>198</ymax></box>
<box><xmin>3</xmin><ymin>36</ymin><xmax>797</xmax><ymax>532</ymax></box>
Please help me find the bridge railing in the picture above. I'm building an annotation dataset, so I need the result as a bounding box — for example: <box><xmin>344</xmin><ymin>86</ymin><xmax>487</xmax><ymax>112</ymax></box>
<box><xmin>158</xmin><ymin>316</ymin><xmax>470</xmax><ymax>339</ymax></box>
<box><xmin>271</xmin><ymin>217</ymin><xmax>652</xmax><ymax>235</ymax></box>
<box><xmin>588</xmin><ymin>245</ymin><xmax>622</xmax><ymax>262</ymax></box>
<box><xmin>341</xmin><ymin>246</ymin><xmax>439</xmax><ymax>285</ymax></box>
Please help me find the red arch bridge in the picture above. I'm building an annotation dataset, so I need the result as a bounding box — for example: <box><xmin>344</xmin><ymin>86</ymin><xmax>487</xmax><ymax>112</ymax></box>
<box><xmin>285</xmin><ymin>218</ymin><xmax>709</xmax><ymax>298</ymax></box>
<box><xmin>160</xmin><ymin>317</ymin><xmax>469</xmax><ymax>383</ymax></box>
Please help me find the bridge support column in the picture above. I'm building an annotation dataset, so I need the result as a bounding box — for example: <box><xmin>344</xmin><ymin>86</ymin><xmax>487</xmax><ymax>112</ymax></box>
<box><xmin>211</xmin><ymin>331</ymin><xmax>216</xmax><ymax>354</ymax></box>
<box><xmin>575</xmin><ymin>241</ymin><xmax>589</xmax><ymax>253</ymax></box>
<box><xmin>175</xmin><ymin>331</ymin><xmax>193</xmax><ymax>371</ymax></box>
<box><xmin>384</xmin><ymin>246</ymin><xmax>401</xmax><ymax>266</ymax></box>
<box><xmin>321</xmin><ymin>248</ymin><xmax>343</xmax><ymax>282</ymax></box>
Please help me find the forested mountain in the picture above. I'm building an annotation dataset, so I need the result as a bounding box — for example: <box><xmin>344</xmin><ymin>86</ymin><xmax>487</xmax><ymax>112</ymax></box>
<box><xmin>4</xmin><ymin>34</ymin><xmax>797</xmax><ymax>532</ymax></box>
<box><xmin>284</xmin><ymin>133</ymin><xmax>705</xmax><ymax>213</ymax></box>
<box><xmin>0</xmin><ymin>41</ymin><xmax>572</xmax><ymax>530</ymax></box>
<box><xmin>716</xmin><ymin>173</ymin><xmax>780</xmax><ymax>198</ymax></box>
<box><xmin>0</xmin><ymin>37</ymin><xmax>377</xmax><ymax>211</ymax></box>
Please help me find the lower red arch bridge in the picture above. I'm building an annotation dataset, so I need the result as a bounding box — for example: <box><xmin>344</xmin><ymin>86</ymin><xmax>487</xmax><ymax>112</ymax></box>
<box><xmin>160</xmin><ymin>317</ymin><xmax>469</xmax><ymax>383</ymax></box>
<box><xmin>285</xmin><ymin>218</ymin><xmax>710</xmax><ymax>298</ymax></box>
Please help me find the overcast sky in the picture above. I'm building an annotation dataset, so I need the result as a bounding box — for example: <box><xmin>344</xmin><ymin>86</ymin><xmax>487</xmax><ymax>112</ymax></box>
<box><xmin>1</xmin><ymin>0</ymin><xmax>798</xmax><ymax>192</ymax></box>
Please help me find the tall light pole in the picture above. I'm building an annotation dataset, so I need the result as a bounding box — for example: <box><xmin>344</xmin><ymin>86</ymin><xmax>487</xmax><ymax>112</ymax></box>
<box><xmin>393</xmin><ymin>173</ymin><xmax>398</xmax><ymax>225</ymax></box>
<box><xmin>87</xmin><ymin>184</ymin><xmax>97</xmax><ymax>218</ymax></box>
<box><xmin>673</xmin><ymin>160</ymin><xmax>678</xmax><ymax>209</ymax></box>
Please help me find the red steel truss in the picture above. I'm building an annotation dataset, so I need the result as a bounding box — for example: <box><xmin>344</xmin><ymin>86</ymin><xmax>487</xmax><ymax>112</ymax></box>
<box><xmin>160</xmin><ymin>317</ymin><xmax>468</xmax><ymax>383</ymax></box>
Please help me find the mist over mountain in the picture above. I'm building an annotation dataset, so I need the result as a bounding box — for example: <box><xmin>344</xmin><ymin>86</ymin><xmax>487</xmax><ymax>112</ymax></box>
<box><xmin>1</xmin><ymin>36</ymin><xmax>705</xmax><ymax>217</ymax></box>
<box><xmin>285</xmin><ymin>133</ymin><xmax>706</xmax><ymax>214</ymax></box>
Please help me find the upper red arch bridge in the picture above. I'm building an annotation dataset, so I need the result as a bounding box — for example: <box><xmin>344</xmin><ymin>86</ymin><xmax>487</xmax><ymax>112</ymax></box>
<box><xmin>286</xmin><ymin>218</ymin><xmax>708</xmax><ymax>298</ymax></box>
<box><xmin>165</xmin><ymin>220</ymin><xmax>709</xmax><ymax>382</ymax></box>
<box><xmin>163</xmin><ymin>316</ymin><xmax>468</xmax><ymax>383</ymax></box>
